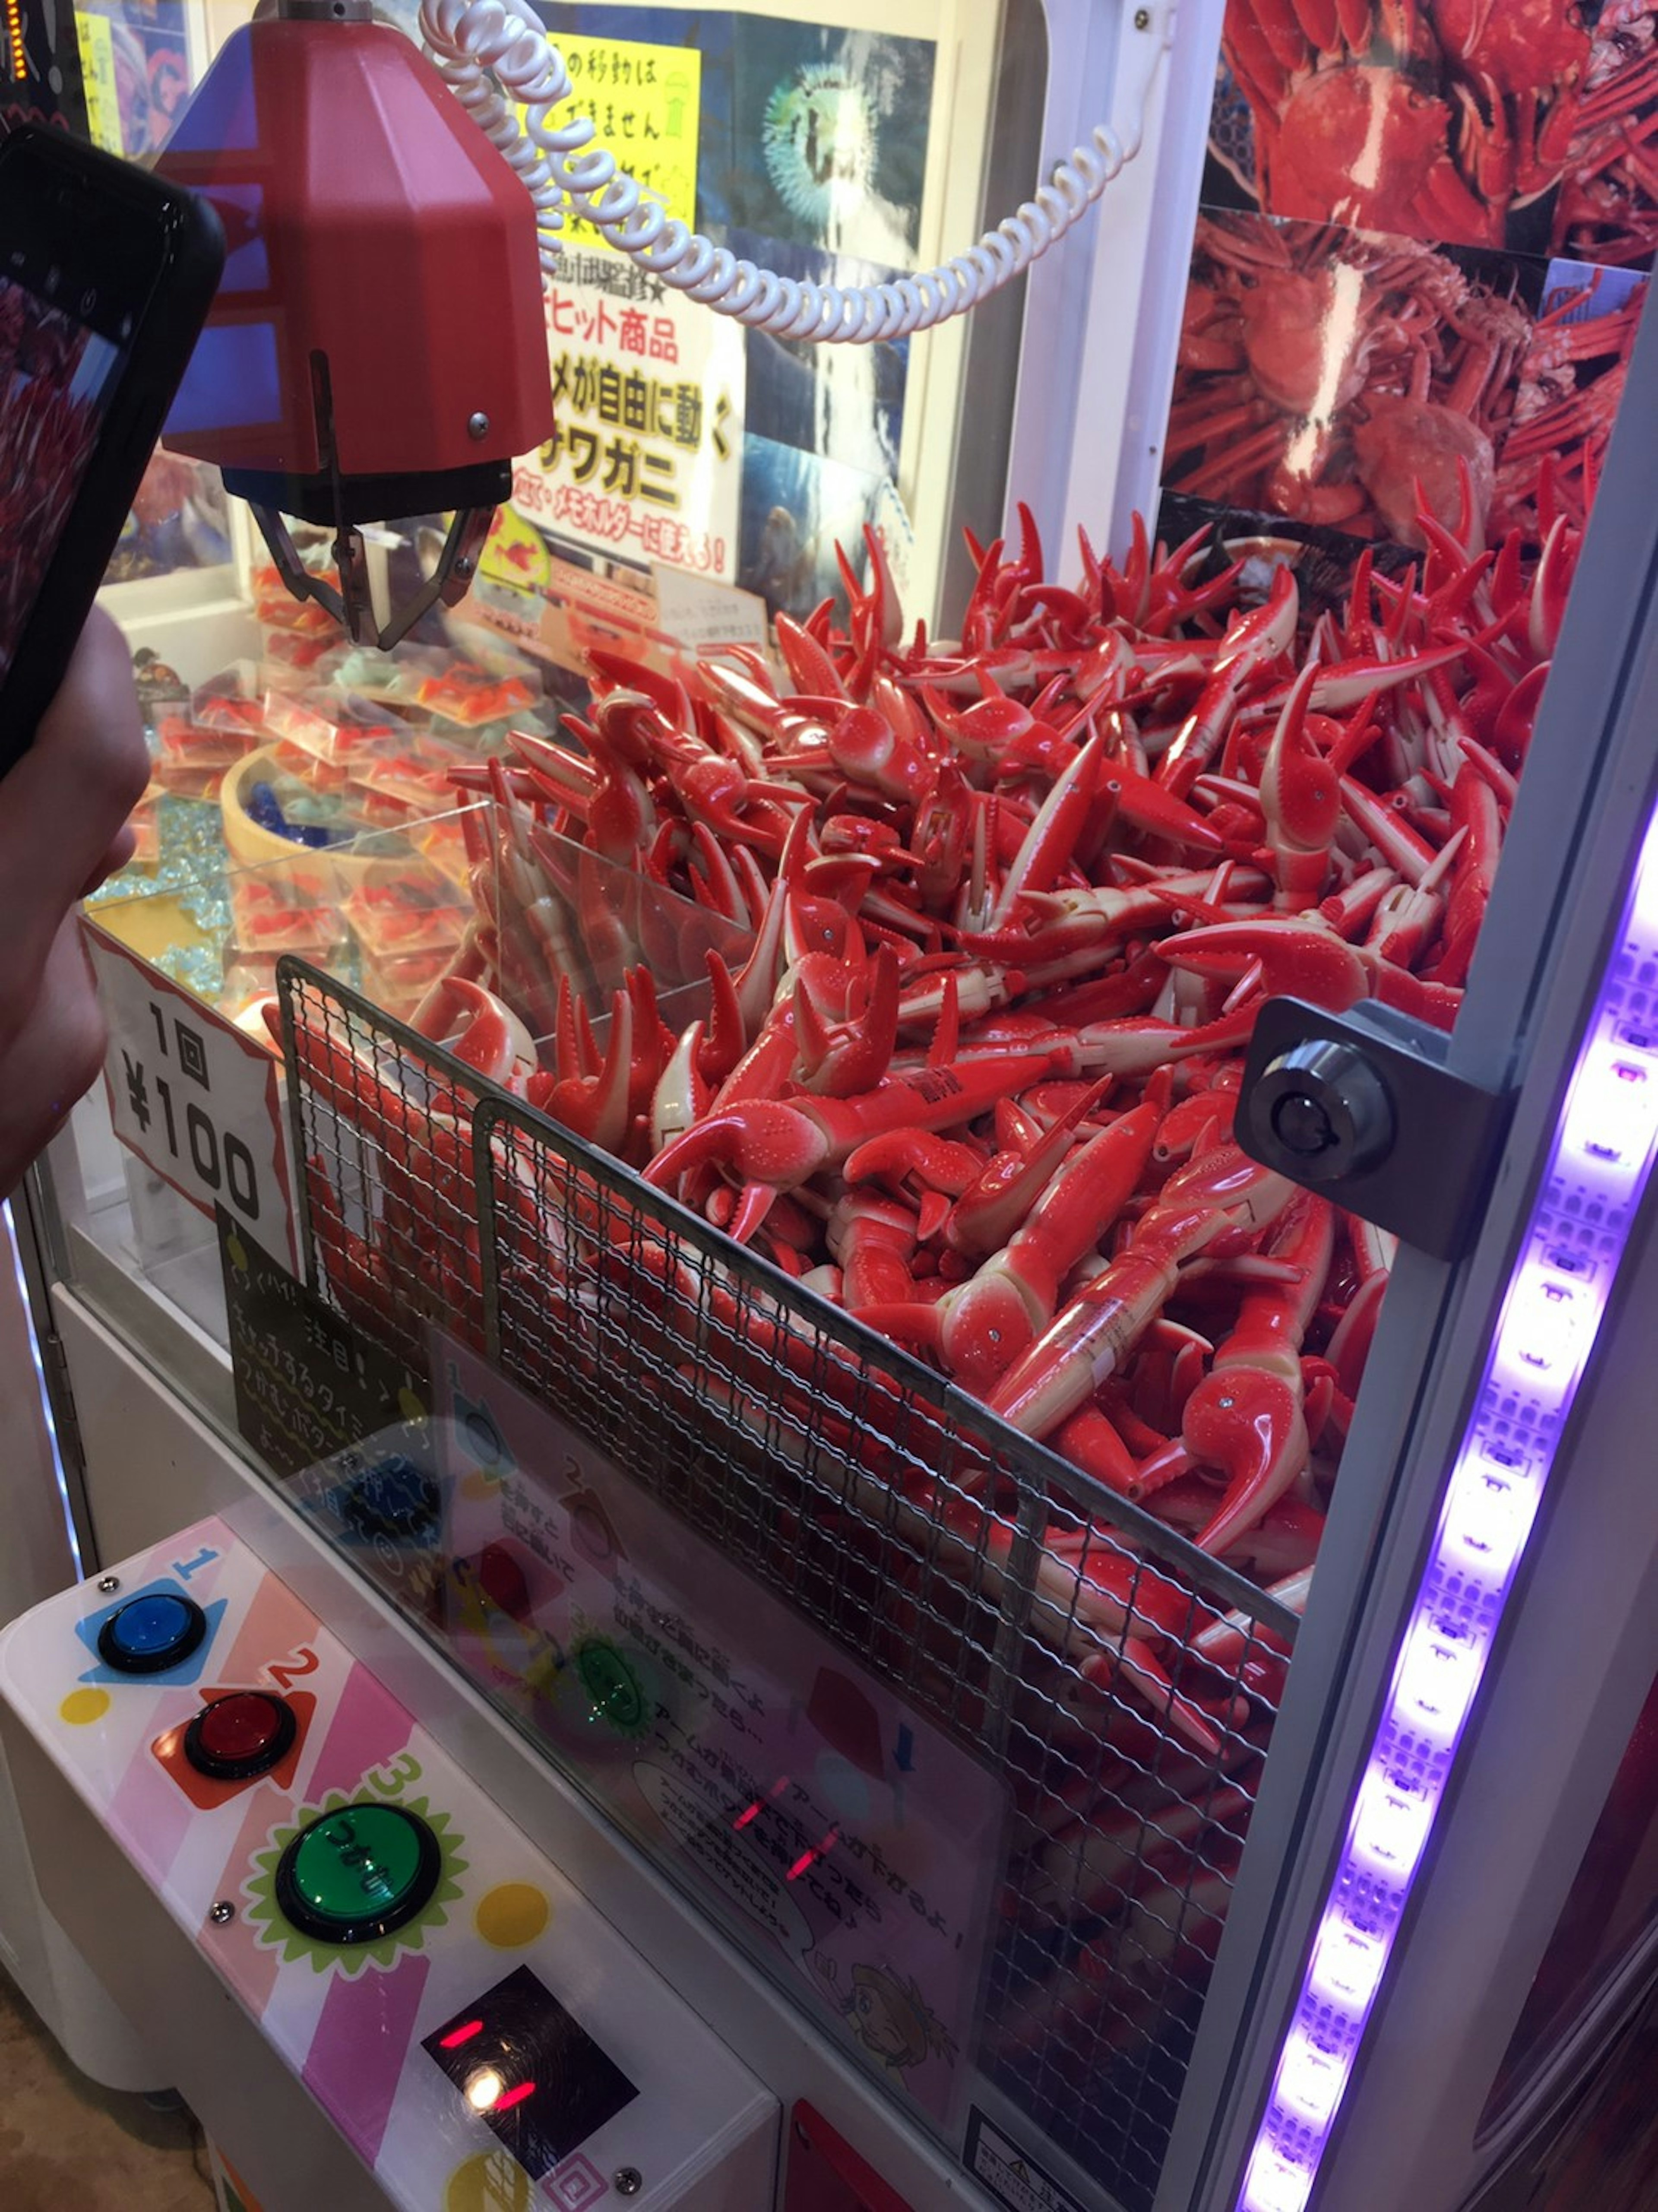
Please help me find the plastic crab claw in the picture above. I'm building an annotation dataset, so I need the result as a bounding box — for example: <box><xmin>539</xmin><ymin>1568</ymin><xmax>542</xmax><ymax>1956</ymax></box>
<box><xmin>1075</xmin><ymin>1627</ymin><xmax>1224</xmax><ymax>1760</ymax></box>
<box><xmin>1327</xmin><ymin>1266</ymin><xmax>1389</xmax><ymax>1398</ymax></box>
<box><xmin>1104</xmin><ymin>765</ymin><xmax>1230</xmax><ymax>855</ymax></box>
<box><xmin>842</xmin><ymin>1129</ymin><xmax>984</xmax><ymax>1203</ymax></box>
<box><xmin>648</xmin><ymin>1049</ymin><xmax>1060</xmax><ymax>1209</ymax></box>
<box><xmin>1183</xmin><ymin>1369</ymin><xmax>1309</xmax><ymax>1560</ymax></box>
<box><xmin>943</xmin><ymin>1077</ymin><xmax>1114</xmax><ymax>1256</ymax></box>
<box><xmin>988</xmin><ymin>728</ymin><xmax>1104</xmax><ymax>926</ymax></box>
<box><xmin>651</xmin><ymin>1021</ymin><xmax>712</xmax><ymax>1153</ymax></box>
<box><xmin>1529</xmin><ymin>512</ymin><xmax>1575</xmax><ymax>665</ymax></box>
<box><xmin>1156</xmin><ymin>920</ymin><xmax>1369</xmax><ymax>1011</ymax></box>
<box><xmin>827</xmin><ymin>704</ymin><xmax>935</xmax><ymax>803</ymax></box>
<box><xmin>585</xmin><ymin>646</ymin><xmax>694</xmax><ymax>729</ymax></box>
<box><xmin>642</xmin><ymin>1101</ymin><xmax>828</xmax><ymax>1199</ymax></box>
<box><xmin>792</xmin><ymin>945</ymin><xmax>901</xmax><ymax>1098</ymax></box>
<box><xmin>775</xmin><ymin>609</ymin><xmax>849</xmax><ymax>699</ymax></box>
<box><xmin>1156</xmin><ymin>565</ymin><xmax>1298</xmax><ymax>799</ymax></box>
<box><xmin>1259</xmin><ymin>664</ymin><xmax>1340</xmax><ymax>912</ymax></box>
<box><xmin>860</xmin><ymin>1273</ymin><xmax>1036</xmax><ymax>1396</ymax></box>
<box><xmin>410</xmin><ymin>976</ymin><xmax>537</xmax><ymax>1090</ymax></box>
<box><xmin>988</xmin><ymin>1144</ymin><xmax>1297</xmax><ymax>1442</ymax></box>
<box><xmin>526</xmin><ymin>985</ymin><xmax>636</xmax><ymax>1157</ymax></box>
<box><xmin>1259</xmin><ymin>641</ymin><xmax>1467</xmax><ymax>718</ymax></box>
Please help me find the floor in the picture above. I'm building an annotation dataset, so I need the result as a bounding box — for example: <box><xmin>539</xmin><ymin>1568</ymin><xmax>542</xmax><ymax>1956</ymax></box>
<box><xmin>0</xmin><ymin>1965</ymin><xmax>216</xmax><ymax>2212</ymax></box>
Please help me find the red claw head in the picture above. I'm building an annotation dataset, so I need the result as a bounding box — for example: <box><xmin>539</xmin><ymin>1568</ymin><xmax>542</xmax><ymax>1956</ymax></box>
<box><xmin>644</xmin><ymin>1100</ymin><xmax>830</xmax><ymax>1194</ymax></box>
<box><xmin>938</xmin><ymin>1269</ymin><xmax>1041</xmax><ymax>1394</ymax></box>
<box><xmin>410</xmin><ymin>977</ymin><xmax>536</xmax><ymax>1089</ymax></box>
<box><xmin>1183</xmin><ymin>1369</ymin><xmax>1308</xmax><ymax>1559</ymax></box>
<box><xmin>1157</xmin><ymin>920</ymin><xmax>1369</xmax><ymax>1012</ymax></box>
<box><xmin>829</xmin><ymin>705</ymin><xmax>933</xmax><ymax>802</ymax></box>
<box><xmin>1260</xmin><ymin>666</ymin><xmax>1341</xmax><ymax>851</ymax></box>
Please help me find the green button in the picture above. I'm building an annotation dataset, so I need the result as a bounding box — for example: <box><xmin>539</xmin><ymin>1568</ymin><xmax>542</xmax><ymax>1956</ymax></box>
<box><xmin>576</xmin><ymin>1639</ymin><xmax>646</xmax><ymax>1734</ymax></box>
<box><xmin>274</xmin><ymin>1803</ymin><xmax>439</xmax><ymax>1946</ymax></box>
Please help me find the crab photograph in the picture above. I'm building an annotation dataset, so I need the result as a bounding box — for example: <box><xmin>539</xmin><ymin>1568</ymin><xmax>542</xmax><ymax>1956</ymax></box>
<box><xmin>1166</xmin><ymin>210</ymin><xmax>1539</xmax><ymax>548</ymax></box>
<box><xmin>1207</xmin><ymin>0</ymin><xmax>1658</xmax><ymax>266</ymax></box>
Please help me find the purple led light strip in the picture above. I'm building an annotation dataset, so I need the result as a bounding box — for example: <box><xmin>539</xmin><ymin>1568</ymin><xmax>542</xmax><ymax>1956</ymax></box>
<box><xmin>1235</xmin><ymin>801</ymin><xmax>1658</xmax><ymax>2212</ymax></box>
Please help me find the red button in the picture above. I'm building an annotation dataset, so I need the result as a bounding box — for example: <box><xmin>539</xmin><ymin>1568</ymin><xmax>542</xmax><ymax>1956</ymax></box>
<box><xmin>184</xmin><ymin>1691</ymin><xmax>297</xmax><ymax>1780</ymax></box>
<box><xmin>199</xmin><ymin>1693</ymin><xmax>286</xmax><ymax>1762</ymax></box>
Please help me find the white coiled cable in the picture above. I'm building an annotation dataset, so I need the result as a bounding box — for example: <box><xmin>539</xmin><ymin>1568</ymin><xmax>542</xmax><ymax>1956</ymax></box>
<box><xmin>418</xmin><ymin>0</ymin><xmax>1174</xmax><ymax>342</ymax></box>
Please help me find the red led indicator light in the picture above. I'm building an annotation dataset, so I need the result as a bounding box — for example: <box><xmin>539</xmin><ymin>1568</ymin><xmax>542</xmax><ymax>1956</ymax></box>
<box><xmin>494</xmin><ymin>2082</ymin><xmax>535</xmax><ymax>2113</ymax></box>
<box><xmin>732</xmin><ymin>1801</ymin><xmax>762</xmax><ymax>1830</ymax></box>
<box><xmin>440</xmin><ymin>2019</ymin><xmax>485</xmax><ymax>2049</ymax></box>
<box><xmin>786</xmin><ymin>1826</ymin><xmax>842</xmax><ymax>1881</ymax></box>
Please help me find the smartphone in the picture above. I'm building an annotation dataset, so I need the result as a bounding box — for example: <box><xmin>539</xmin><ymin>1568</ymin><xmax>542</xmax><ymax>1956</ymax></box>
<box><xmin>0</xmin><ymin>122</ymin><xmax>224</xmax><ymax>776</ymax></box>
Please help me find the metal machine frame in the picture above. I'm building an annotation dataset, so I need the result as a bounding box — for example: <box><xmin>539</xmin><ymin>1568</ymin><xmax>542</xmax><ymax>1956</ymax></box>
<box><xmin>8</xmin><ymin>4</ymin><xmax>1658</xmax><ymax>2210</ymax></box>
<box><xmin>1161</xmin><ymin>290</ymin><xmax>1658</xmax><ymax>2212</ymax></box>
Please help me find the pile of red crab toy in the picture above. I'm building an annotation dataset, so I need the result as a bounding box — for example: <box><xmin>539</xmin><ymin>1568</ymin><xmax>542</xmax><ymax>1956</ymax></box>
<box><xmin>413</xmin><ymin>474</ymin><xmax>1566</xmax><ymax>1623</ymax></box>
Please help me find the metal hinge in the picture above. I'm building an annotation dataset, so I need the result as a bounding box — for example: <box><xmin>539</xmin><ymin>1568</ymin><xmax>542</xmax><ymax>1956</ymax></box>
<box><xmin>1235</xmin><ymin>997</ymin><xmax>1513</xmax><ymax>1262</ymax></box>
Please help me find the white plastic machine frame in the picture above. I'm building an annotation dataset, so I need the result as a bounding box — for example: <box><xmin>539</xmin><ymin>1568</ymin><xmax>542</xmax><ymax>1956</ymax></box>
<box><xmin>1156</xmin><ymin>291</ymin><xmax>1658</xmax><ymax>2212</ymax></box>
<box><xmin>13</xmin><ymin>13</ymin><xmax>1658</xmax><ymax>2212</ymax></box>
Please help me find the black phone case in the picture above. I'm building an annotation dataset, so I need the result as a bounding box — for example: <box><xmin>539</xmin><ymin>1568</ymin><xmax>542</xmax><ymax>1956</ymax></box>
<box><xmin>0</xmin><ymin>125</ymin><xmax>225</xmax><ymax>777</ymax></box>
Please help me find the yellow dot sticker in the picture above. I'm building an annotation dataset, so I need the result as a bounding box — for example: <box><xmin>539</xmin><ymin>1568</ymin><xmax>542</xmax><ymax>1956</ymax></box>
<box><xmin>445</xmin><ymin>2151</ymin><xmax>532</xmax><ymax>2212</ymax></box>
<box><xmin>60</xmin><ymin>1688</ymin><xmax>111</xmax><ymax>1726</ymax></box>
<box><xmin>474</xmin><ymin>1883</ymin><xmax>550</xmax><ymax>1949</ymax></box>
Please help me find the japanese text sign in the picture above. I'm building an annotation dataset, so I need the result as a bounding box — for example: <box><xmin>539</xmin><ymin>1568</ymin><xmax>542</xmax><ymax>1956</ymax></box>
<box><xmin>426</xmin><ymin>1335</ymin><xmax>1007</xmax><ymax>2126</ymax></box>
<box><xmin>85</xmin><ymin>921</ymin><xmax>294</xmax><ymax>1265</ymax></box>
<box><xmin>219</xmin><ymin>1210</ymin><xmax>429</xmax><ymax>1482</ymax></box>
<box><xmin>546</xmin><ymin>33</ymin><xmax>701</xmax><ymax>259</ymax></box>
<box><xmin>515</xmin><ymin>265</ymin><xmax>746</xmax><ymax>580</ymax></box>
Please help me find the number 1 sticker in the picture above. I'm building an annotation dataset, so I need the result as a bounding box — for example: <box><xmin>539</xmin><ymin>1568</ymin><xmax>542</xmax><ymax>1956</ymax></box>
<box><xmin>83</xmin><ymin>921</ymin><xmax>297</xmax><ymax>1267</ymax></box>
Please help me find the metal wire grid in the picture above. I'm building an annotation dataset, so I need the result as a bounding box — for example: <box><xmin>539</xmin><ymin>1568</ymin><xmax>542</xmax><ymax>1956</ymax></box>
<box><xmin>484</xmin><ymin>1089</ymin><xmax>1291</xmax><ymax>2206</ymax></box>
<box><xmin>278</xmin><ymin>957</ymin><xmax>497</xmax><ymax>1365</ymax></box>
<box><xmin>278</xmin><ymin>957</ymin><xmax>1300</xmax><ymax>2212</ymax></box>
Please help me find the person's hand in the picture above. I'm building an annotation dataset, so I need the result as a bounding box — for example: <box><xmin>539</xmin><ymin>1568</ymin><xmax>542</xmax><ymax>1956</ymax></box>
<box><xmin>0</xmin><ymin>608</ymin><xmax>149</xmax><ymax>1195</ymax></box>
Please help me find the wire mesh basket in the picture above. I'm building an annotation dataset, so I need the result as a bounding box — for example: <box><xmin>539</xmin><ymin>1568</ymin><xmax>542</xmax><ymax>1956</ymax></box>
<box><xmin>278</xmin><ymin>954</ymin><xmax>1300</xmax><ymax>2212</ymax></box>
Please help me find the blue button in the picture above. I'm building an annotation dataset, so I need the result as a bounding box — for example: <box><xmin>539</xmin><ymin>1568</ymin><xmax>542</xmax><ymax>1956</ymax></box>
<box><xmin>97</xmin><ymin>1593</ymin><xmax>208</xmax><ymax>1675</ymax></box>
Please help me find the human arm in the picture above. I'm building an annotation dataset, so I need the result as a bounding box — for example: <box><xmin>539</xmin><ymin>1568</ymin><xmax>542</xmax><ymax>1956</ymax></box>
<box><xmin>0</xmin><ymin>608</ymin><xmax>149</xmax><ymax>1194</ymax></box>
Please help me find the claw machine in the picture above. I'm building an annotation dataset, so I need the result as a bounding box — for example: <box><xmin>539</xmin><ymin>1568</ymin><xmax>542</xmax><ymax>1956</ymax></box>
<box><xmin>6</xmin><ymin>3</ymin><xmax>1658</xmax><ymax>2212</ymax></box>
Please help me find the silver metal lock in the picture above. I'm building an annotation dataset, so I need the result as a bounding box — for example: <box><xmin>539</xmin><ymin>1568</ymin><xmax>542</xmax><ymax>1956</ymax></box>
<box><xmin>1251</xmin><ymin>1039</ymin><xmax>1395</xmax><ymax>1182</ymax></box>
<box><xmin>1237</xmin><ymin>998</ymin><xmax>1511</xmax><ymax>1261</ymax></box>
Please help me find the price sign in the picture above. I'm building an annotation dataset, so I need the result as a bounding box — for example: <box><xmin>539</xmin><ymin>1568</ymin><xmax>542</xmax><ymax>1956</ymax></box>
<box><xmin>84</xmin><ymin>921</ymin><xmax>295</xmax><ymax>1267</ymax></box>
<box><xmin>218</xmin><ymin>1210</ymin><xmax>430</xmax><ymax>1481</ymax></box>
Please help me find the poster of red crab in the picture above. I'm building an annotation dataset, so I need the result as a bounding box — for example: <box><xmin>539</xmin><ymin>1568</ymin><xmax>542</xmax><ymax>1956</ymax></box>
<box><xmin>1501</xmin><ymin>254</ymin><xmax>1647</xmax><ymax>531</ymax></box>
<box><xmin>1206</xmin><ymin>0</ymin><xmax>1658</xmax><ymax>268</ymax></box>
<box><xmin>1168</xmin><ymin>213</ymin><xmax>1540</xmax><ymax>547</ymax></box>
<box><xmin>1160</xmin><ymin>0</ymin><xmax>1654</xmax><ymax>588</ymax></box>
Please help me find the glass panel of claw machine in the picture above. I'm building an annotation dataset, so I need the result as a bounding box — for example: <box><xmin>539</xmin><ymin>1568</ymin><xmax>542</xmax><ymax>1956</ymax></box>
<box><xmin>19</xmin><ymin>1</ymin><xmax>1658</xmax><ymax>2211</ymax></box>
<box><xmin>33</xmin><ymin>0</ymin><xmax>1170</xmax><ymax>1385</ymax></box>
<box><xmin>9</xmin><ymin>0</ymin><xmax>1199</xmax><ymax>2183</ymax></box>
<box><xmin>243</xmin><ymin>31</ymin><xmax>1658</xmax><ymax>2212</ymax></box>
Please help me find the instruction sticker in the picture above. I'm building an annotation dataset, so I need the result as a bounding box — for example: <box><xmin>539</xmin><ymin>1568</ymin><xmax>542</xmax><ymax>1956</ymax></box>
<box><xmin>965</xmin><ymin>2111</ymin><xmax>1088</xmax><ymax>2212</ymax></box>
<box><xmin>429</xmin><ymin>1333</ymin><xmax>1009</xmax><ymax>2128</ymax></box>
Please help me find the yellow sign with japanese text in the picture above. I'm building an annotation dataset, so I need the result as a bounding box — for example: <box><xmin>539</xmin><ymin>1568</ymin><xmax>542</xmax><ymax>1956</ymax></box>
<box><xmin>542</xmin><ymin>35</ymin><xmax>701</xmax><ymax>258</ymax></box>
<box><xmin>75</xmin><ymin>15</ymin><xmax>123</xmax><ymax>156</ymax></box>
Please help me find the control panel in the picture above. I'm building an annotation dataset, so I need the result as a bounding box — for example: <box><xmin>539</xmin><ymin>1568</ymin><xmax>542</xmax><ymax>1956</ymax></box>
<box><xmin>0</xmin><ymin>1518</ymin><xmax>778</xmax><ymax>2210</ymax></box>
